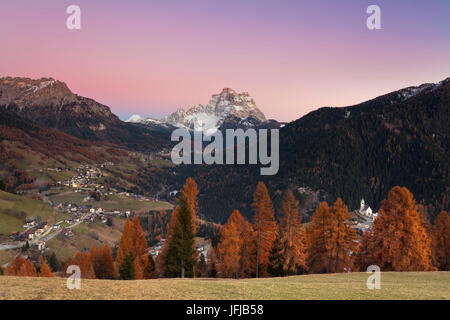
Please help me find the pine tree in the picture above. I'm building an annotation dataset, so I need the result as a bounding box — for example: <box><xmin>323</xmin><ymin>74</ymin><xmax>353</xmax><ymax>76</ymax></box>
<box><xmin>368</xmin><ymin>186</ymin><xmax>433</xmax><ymax>271</ymax></box>
<box><xmin>38</xmin><ymin>256</ymin><xmax>54</xmax><ymax>277</ymax></box>
<box><xmin>146</xmin><ymin>254</ymin><xmax>156</xmax><ymax>279</ymax></box>
<box><xmin>306</xmin><ymin>202</ymin><xmax>333</xmax><ymax>273</ymax></box>
<box><xmin>119</xmin><ymin>255</ymin><xmax>135</xmax><ymax>280</ymax></box>
<box><xmin>198</xmin><ymin>253</ymin><xmax>207</xmax><ymax>277</ymax></box>
<box><xmin>166</xmin><ymin>195</ymin><xmax>196</xmax><ymax>278</ymax></box>
<box><xmin>267</xmin><ymin>231</ymin><xmax>284</xmax><ymax>276</ymax></box>
<box><xmin>278</xmin><ymin>190</ymin><xmax>307</xmax><ymax>274</ymax></box>
<box><xmin>432</xmin><ymin>211</ymin><xmax>450</xmax><ymax>270</ymax></box>
<box><xmin>207</xmin><ymin>247</ymin><xmax>218</xmax><ymax>278</ymax></box>
<box><xmin>46</xmin><ymin>252</ymin><xmax>60</xmax><ymax>272</ymax></box>
<box><xmin>159</xmin><ymin>178</ymin><xmax>199</xmax><ymax>277</ymax></box>
<box><xmin>252</xmin><ymin>182</ymin><xmax>277</xmax><ymax>278</ymax></box>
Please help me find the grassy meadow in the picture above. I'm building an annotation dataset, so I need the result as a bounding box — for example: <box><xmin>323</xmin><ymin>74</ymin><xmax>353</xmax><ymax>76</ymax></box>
<box><xmin>0</xmin><ymin>190</ymin><xmax>67</xmax><ymax>240</ymax></box>
<box><xmin>0</xmin><ymin>272</ymin><xmax>448</xmax><ymax>300</ymax></box>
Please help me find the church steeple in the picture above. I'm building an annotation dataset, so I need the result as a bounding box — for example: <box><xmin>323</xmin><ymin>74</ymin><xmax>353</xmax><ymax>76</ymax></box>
<box><xmin>360</xmin><ymin>198</ymin><xmax>365</xmax><ymax>211</ymax></box>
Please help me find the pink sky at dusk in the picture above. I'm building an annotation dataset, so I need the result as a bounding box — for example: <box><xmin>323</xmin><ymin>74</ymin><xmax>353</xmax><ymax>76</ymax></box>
<box><xmin>1</xmin><ymin>0</ymin><xmax>449</xmax><ymax>122</ymax></box>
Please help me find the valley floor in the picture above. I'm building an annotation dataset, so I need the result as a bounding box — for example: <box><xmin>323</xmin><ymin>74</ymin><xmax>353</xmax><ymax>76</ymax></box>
<box><xmin>0</xmin><ymin>272</ymin><xmax>448</xmax><ymax>300</ymax></box>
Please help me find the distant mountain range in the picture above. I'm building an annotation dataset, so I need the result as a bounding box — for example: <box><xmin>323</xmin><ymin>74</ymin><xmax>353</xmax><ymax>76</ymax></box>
<box><xmin>126</xmin><ymin>88</ymin><xmax>283</xmax><ymax>134</ymax></box>
<box><xmin>0</xmin><ymin>75</ymin><xmax>448</xmax><ymax>224</ymax></box>
<box><xmin>0</xmin><ymin>77</ymin><xmax>170</xmax><ymax>152</ymax></box>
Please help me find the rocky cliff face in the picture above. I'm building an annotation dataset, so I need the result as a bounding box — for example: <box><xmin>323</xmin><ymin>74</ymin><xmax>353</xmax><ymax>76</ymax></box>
<box><xmin>0</xmin><ymin>77</ymin><xmax>120</xmax><ymax>137</ymax></box>
<box><xmin>0</xmin><ymin>77</ymin><xmax>171</xmax><ymax>151</ymax></box>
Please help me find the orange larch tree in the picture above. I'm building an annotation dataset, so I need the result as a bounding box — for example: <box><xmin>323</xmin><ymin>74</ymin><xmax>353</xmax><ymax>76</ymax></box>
<box><xmin>101</xmin><ymin>244</ymin><xmax>117</xmax><ymax>279</ymax></box>
<box><xmin>278</xmin><ymin>190</ymin><xmax>307</xmax><ymax>274</ymax></box>
<box><xmin>252</xmin><ymin>181</ymin><xmax>277</xmax><ymax>277</ymax></box>
<box><xmin>38</xmin><ymin>256</ymin><xmax>54</xmax><ymax>278</ymax></box>
<box><xmin>354</xmin><ymin>229</ymin><xmax>377</xmax><ymax>271</ymax></box>
<box><xmin>180</xmin><ymin>177</ymin><xmax>199</xmax><ymax>230</ymax></box>
<box><xmin>132</xmin><ymin>216</ymin><xmax>152</xmax><ymax>279</ymax></box>
<box><xmin>17</xmin><ymin>259</ymin><xmax>37</xmax><ymax>277</ymax></box>
<box><xmin>368</xmin><ymin>186</ymin><xmax>433</xmax><ymax>271</ymax></box>
<box><xmin>328</xmin><ymin>198</ymin><xmax>358</xmax><ymax>273</ymax></box>
<box><xmin>115</xmin><ymin>217</ymin><xmax>151</xmax><ymax>279</ymax></box>
<box><xmin>115</xmin><ymin>218</ymin><xmax>135</xmax><ymax>267</ymax></box>
<box><xmin>306</xmin><ymin>202</ymin><xmax>333</xmax><ymax>273</ymax></box>
<box><xmin>71</xmin><ymin>251</ymin><xmax>96</xmax><ymax>279</ymax></box>
<box><xmin>218</xmin><ymin>210</ymin><xmax>245</xmax><ymax>278</ymax></box>
<box><xmin>5</xmin><ymin>255</ymin><xmax>27</xmax><ymax>276</ymax></box>
<box><xmin>91</xmin><ymin>244</ymin><xmax>116</xmax><ymax>279</ymax></box>
<box><xmin>432</xmin><ymin>211</ymin><xmax>450</xmax><ymax>270</ymax></box>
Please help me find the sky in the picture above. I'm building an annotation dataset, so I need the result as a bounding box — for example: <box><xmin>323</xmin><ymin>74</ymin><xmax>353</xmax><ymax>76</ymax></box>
<box><xmin>1</xmin><ymin>0</ymin><xmax>449</xmax><ymax>122</ymax></box>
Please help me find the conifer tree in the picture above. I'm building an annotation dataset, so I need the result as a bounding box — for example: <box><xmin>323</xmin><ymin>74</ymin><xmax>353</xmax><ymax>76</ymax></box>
<box><xmin>5</xmin><ymin>255</ymin><xmax>27</xmax><ymax>276</ymax></box>
<box><xmin>306</xmin><ymin>202</ymin><xmax>333</xmax><ymax>273</ymax></box>
<box><xmin>198</xmin><ymin>253</ymin><xmax>207</xmax><ymax>277</ymax></box>
<box><xmin>102</xmin><ymin>244</ymin><xmax>117</xmax><ymax>279</ymax></box>
<box><xmin>166</xmin><ymin>195</ymin><xmax>196</xmax><ymax>278</ymax></box>
<box><xmin>252</xmin><ymin>182</ymin><xmax>277</xmax><ymax>278</ymax></box>
<box><xmin>218</xmin><ymin>210</ymin><xmax>245</xmax><ymax>278</ymax></box>
<box><xmin>91</xmin><ymin>244</ymin><xmax>116</xmax><ymax>279</ymax></box>
<box><xmin>132</xmin><ymin>216</ymin><xmax>151</xmax><ymax>279</ymax></box>
<box><xmin>432</xmin><ymin>211</ymin><xmax>450</xmax><ymax>270</ymax></box>
<box><xmin>159</xmin><ymin>178</ymin><xmax>199</xmax><ymax>277</ymax></box>
<box><xmin>328</xmin><ymin>198</ymin><xmax>358</xmax><ymax>272</ymax></box>
<box><xmin>267</xmin><ymin>231</ymin><xmax>284</xmax><ymax>276</ymax></box>
<box><xmin>368</xmin><ymin>186</ymin><xmax>433</xmax><ymax>271</ymax></box>
<box><xmin>38</xmin><ymin>256</ymin><xmax>54</xmax><ymax>277</ymax></box>
<box><xmin>46</xmin><ymin>252</ymin><xmax>60</xmax><ymax>272</ymax></box>
<box><xmin>115</xmin><ymin>217</ymin><xmax>150</xmax><ymax>279</ymax></box>
<box><xmin>71</xmin><ymin>251</ymin><xmax>96</xmax><ymax>279</ymax></box>
<box><xmin>116</xmin><ymin>218</ymin><xmax>135</xmax><ymax>266</ymax></box>
<box><xmin>207</xmin><ymin>247</ymin><xmax>218</xmax><ymax>278</ymax></box>
<box><xmin>278</xmin><ymin>190</ymin><xmax>307</xmax><ymax>274</ymax></box>
<box><xmin>119</xmin><ymin>255</ymin><xmax>135</xmax><ymax>280</ymax></box>
<box><xmin>17</xmin><ymin>259</ymin><xmax>37</xmax><ymax>277</ymax></box>
<box><xmin>354</xmin><ymin>229</ymin><xmax>377</xmax><ymax>271</ymax></box>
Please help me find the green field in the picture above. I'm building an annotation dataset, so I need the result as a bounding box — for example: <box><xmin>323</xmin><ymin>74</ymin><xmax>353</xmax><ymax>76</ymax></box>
<box><xmin>0</xmin><ymin>191</ymin><xmax>67</xmax><ymax>239</ymax></box>
<box><xmin>0</xmin><ymin>272</ymin><xmax>448</xmax><ymax>300</ymax></box>
<box><xmin>47</xmin><ymin>191</ymin><xmax>173</xmax><ymax>212</ymax></box>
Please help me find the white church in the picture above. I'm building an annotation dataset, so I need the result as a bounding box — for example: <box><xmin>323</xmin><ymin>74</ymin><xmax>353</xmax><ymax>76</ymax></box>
<box><xmin>358</xmin><ymin>198</ymin><xmax>373</xmax><ymax>217</ymax></box>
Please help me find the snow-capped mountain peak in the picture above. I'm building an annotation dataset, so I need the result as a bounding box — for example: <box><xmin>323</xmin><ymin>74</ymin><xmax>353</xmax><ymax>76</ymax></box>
<box><xmin>128</xmin><ymin>88</ymin><xmax>268</xmax><ymax>134</ymax></box>
<box><xmin>126</xmin><ymin>114</ymin><xmax>146</xmax><ymax>123</ymax></box>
